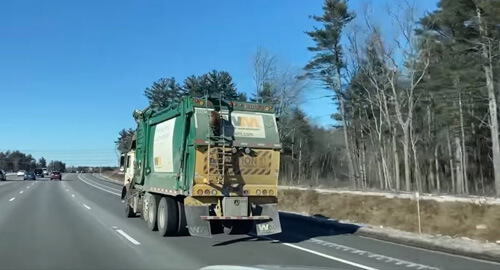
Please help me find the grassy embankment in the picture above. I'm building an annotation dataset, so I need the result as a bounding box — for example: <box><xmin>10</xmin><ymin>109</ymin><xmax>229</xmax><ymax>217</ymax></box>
<box><xmin>102</xmin><ymin>171</ymin><xmax>499</xmax><ymax>242</ymax></box>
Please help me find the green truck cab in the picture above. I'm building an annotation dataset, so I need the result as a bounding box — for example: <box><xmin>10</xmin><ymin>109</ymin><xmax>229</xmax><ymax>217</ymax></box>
<box><xmin>120</xmin><ymin>96</ymin><xmax>282</xmax><ymax>237</ymax></box>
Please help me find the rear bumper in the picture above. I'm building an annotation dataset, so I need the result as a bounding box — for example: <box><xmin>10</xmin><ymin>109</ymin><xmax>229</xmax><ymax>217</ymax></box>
<box><xmin>185</xmin><ymin>201</ymin><xmax>281</xmax><ymax>237</ymax></box>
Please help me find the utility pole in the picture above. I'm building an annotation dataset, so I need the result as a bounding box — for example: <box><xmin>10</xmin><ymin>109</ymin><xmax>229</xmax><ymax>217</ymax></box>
<box><xmin>298</xmin><ymin>138</ymin><xmax>302</xmax><ymax>185</ymax></box>
<box><xmin>291</xmin><ymin>128</ymin><xmax>295</xmax><ymax>185</ymax></box>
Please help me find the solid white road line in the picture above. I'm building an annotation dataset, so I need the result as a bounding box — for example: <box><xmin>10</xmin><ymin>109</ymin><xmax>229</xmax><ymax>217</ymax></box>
<box><xmin>281</xmin><ymin>242</ymin><xmax>378</xmax><ymax>270</ymax></box>
<box><xmin>78</xmin><ymin>174</ymin><xmax>121</xmax><ymax>196</ymax></box>
<box><xmin>116</xmin><ymin>229</ymin><xmax>141</xmax><ymax>245</ymax></box>
<box><xmin>19</xmin><ymin>191</ymin><xmax>23</xmax><ymax>194</ymax></box>
<box><xmin>83</xmin><ymin>204</ymin><xmax>91</xmax><ymax>210</ymax></box>
<box><xmin>252</xmin><ymin>234</ymin><xmax>377</xmax><ymax>270</ymax></box>
<box><xmin>9</xmin><ymin>197</ymin><xmax>15</xmax><ymax>202</ymax></box>
<box><xmin>83</xmin><ymin>174</ymin><xmax>121</xmax><ymax>191</ymax></box>
<box><xmin>359</xmin><ymin>236</ymin><xmax>500</xmax><ymax>266</ymax></box>
<box><xmin>93</xmin><ymin>173</ymin><xmax>123</xmax><ymax>185</ymax></box>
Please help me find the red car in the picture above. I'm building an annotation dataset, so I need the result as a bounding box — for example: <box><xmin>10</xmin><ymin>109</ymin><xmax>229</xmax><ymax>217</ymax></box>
<box><xmin>50</xmin><ymin>171</ymin><xmax>62</xmax><ymax>180</ymax></box>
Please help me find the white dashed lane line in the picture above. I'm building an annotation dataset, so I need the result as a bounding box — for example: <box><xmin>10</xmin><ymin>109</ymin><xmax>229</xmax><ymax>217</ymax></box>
<box><xmin>83</xmin><ymin>204</ymin><xmax>91</xmax><ymax>210</ymax></box>
<box><xmin>19</xmin><ymin>191</ymin><xmax>23</xmax><ymax>194</ymax></box>
<box><xmin>71</xmin><ymin>194</ymin><xmax>75</xmax><ymax>198</ymax></box>
<box><xmin>114</xmin><ymin>228</ymin><xmax>141</xmax><ymax>245</ymax></box>
<box><xmin>9</xmin><ymin>197</ymin><xmax>15</xmax><ymax>202</ymax></box>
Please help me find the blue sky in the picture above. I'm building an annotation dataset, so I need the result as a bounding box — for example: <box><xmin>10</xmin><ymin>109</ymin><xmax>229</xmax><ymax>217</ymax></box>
<box><xmin>0</xmin><ymin>0</ymin><xmax>438</xmax><ymax>166</ymax></box>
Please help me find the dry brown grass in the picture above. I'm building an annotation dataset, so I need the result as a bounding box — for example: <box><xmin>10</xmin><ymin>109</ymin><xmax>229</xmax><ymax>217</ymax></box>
<box><xmin>279</xmin><ymin>189</ymin><xmax>500</xmax><ymax>242</ymax></box>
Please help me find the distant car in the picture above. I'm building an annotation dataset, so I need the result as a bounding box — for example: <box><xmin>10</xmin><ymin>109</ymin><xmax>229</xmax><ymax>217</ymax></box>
<box><xmin>24</xmin><ymin>172</ymin><xmax>36</xmax><ymax>181</ymax></box>
<box><xmin>50</xmin><ymin>171</ymin><xmax>62</xmax><ymax>180</ymax></box>
<box><xmin>0</xmin><ymin>170</ymin><xmax>6</xmax><ymax>181</ymax></box>
<box><xmin>34</xmin><ymin>168</ymin><xmax>44</xmax><ymax>178</ymax></box>
<box><xmin>17</xmin><ymin>170</ymin><xmax>26</xmax><ymax>177</ymax></box>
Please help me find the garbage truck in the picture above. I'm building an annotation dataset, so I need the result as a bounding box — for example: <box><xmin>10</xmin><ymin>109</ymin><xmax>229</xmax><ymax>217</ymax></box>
<box><xmin>119</xmin><ymin>96</ymin><xmax>282</xmax><ymax>237</ymax></box>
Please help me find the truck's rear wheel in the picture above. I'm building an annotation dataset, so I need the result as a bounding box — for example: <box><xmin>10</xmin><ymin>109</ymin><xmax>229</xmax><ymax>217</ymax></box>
<box><xmin>147</xmin><ymin>194</ymin><xmax>160</xmax><ymax>231</ymax></box>
<box><xmin>141</xmin><ymin>195</ymin><xmax>149</xmax><ymax>222</ymax></box>
<box><xmin>223</xmin><ymin>221</ymin><xmax>253</xmax><ymax>235</ymax></box>
<box><xmin>157</xmin><ymin>197</ymin><xmax>178</xmax><ymax>236</ymax></box>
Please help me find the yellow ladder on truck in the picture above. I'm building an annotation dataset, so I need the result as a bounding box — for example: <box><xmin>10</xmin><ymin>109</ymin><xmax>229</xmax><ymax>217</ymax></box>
<box><xmin>205</xmin><ymin>93</ymin><xmax>232</xmax><ymax>184</ymax></box>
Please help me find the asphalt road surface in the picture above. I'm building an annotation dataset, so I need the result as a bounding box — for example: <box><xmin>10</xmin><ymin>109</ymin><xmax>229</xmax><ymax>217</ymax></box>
<box><xmin>0</xmin><ymin>173</ymin><xmax>498</xmax><ymax>270</ymax></box>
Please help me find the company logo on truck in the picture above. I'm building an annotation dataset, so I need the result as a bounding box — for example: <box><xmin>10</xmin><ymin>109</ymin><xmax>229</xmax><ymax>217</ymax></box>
<box><xmin>231</xmin><ymin>113</ymin><xmax>265</xmax><ymax>138</ymax></box>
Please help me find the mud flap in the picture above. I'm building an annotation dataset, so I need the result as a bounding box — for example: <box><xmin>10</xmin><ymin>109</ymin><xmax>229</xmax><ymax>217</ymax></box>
<box><xmin>185</xmin><ymin>205</ymin><xmax>212</xmax><ymax>238</ymax></box>
<box><xmin>253</xmin><ymin>203</ymin><xmax>282</xmax><ymax>236</ymax></box>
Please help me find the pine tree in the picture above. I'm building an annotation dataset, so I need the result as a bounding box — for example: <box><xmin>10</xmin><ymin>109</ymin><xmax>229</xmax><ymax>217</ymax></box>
<box><xmin>144</xmin><ymin>77</ymin><xmax>186</xmax><ymax>109</ymax></box>
<box><xmin>304</xmin><ymin>0</ymin><xmax>357</xmax><ymax>186</ymax></box>
<box><xmin>184</xmin><ymin>70</ymin><xmax>240</xmax><ymax>100</ymax></box>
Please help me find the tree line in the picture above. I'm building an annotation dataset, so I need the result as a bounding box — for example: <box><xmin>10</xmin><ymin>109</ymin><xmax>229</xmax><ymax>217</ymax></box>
<box><xmin>0</xmin><ymin>151</ymin><xmax>67</xmax><ymax>172</ymax></box>
<box><xmin>116</xmin><ymin>0</ymin><xmax>500</xmax><ymax>196</ymax></box>
<box><xmin>300</xmin><ymin>0</ymin><xmax>500</xmax><ymax>195</ymax></box>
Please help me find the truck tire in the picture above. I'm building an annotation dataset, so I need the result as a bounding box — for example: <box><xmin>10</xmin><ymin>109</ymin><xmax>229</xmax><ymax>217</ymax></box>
<box><xmin>157</xmin><ymin>197</ymin><xmax>178</xmax><ymax>236</ymax></box>
<box><xmin>177</xmin><ymin>200</ymin><xmax>188</xmax><ymax>235</ymax></box>
<box><xmin>223</xmin><ymin>221</ymin><xmax>253</xmax><ymax>235</ymax></box>
<box><xmin>141</xmin><ymin>195</ymin><xmax>149</xmax><ymax>222</ymax></box>
<box><xmin>147</xmin><ymin>194</ymin><xmax>160</xmax><ymax>231</ymax></box>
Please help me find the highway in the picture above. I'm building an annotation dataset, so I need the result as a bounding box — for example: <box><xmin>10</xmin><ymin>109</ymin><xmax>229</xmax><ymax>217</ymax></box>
<box><xmin>0</xmin><ymin>173</ymin><xmax>498</xmax><ymax>270</ymax></box>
